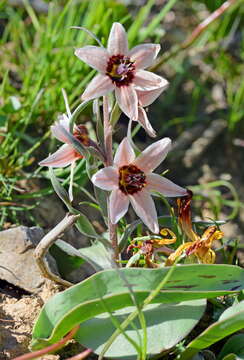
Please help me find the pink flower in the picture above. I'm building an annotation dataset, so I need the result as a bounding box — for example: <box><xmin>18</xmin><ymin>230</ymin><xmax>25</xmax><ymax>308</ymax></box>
<box><xmin>75</xmin><ymin>22</ymin><xmax>168</xmax><ymax>121</ymax></box>
<box><xmin>137</xmin><ymin>86</ymin><xmax>168</xmax><ymax>137</ymax></box>
<box><xmin>92</xmin><ymin>137</ymin><xmax>187</xmax><ymax>233</ymax></box>
<box><xmin>39</xmin><ymin>115</ymin><xmax>88</xmax><ymax>167</ymax></box>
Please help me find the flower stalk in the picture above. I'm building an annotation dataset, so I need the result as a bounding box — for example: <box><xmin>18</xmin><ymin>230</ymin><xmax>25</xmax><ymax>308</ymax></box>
<box><xmin>103</xmin><ymin>95</ymin><xmax>119</xmax><ymax>262</ymax></box>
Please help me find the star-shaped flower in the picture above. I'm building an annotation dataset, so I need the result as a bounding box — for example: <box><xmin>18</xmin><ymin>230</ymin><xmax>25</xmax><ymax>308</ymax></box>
<box><xmin>91</xmin><ymin>137</ymin><xmax>187</xmax><ymax>233</ymax></box>
<box><xmin>75</xmin><ymin>22</ymin><xmax>168</xmax><ymax>121</ymax></box>
<box><xmin>39</xmin><ymin>115</ymin><xmax>89</xmax><ymax>167</ymax></box>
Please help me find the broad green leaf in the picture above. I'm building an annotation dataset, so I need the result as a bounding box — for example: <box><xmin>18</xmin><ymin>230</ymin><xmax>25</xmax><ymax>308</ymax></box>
<box><xmin>178</xmin><ymin>301</ymin><xmax>244</xmax><ymax>360</ymax></box>
<box><xmin>76</xmin><ymin>299</ymin><xmax>206</xmax><ymax>359</ymax></box>
<box><xmin>31</xmin><ymin>265</ymin><xmax>244</xmax><ymax>350</ymax></box>
<box><xmin>217</xmin><ymin>334</ymin><xmax>244</xmax><ymax>360</ymax></box>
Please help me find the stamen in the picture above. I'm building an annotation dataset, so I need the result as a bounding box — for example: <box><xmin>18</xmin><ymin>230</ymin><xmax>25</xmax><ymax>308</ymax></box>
<box><xmin>106</xmin><ymin>55</ymin><xmax>135</xmax><ymax>87</ymax></box>
<box><xmin>119</xmin><ymin>164</ymin><xmax>146</xmax><ymax>195</ymax></box>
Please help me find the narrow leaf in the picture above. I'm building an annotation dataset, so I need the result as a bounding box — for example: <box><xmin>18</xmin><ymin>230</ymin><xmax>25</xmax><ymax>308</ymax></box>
<box><xmin>72</xmin><ymin>208</ymin><xmax>98</xmax><ymax>238</ymax></box>
<box><xmin>49</xmin><ymin>167</ymin><xmax>71</xmax><ymax>207</ymax></box>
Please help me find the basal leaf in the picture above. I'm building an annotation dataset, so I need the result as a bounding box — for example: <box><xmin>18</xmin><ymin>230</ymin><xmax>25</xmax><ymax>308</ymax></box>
<box><xmin>76</xmin><ymin>299</ymin><xmax>206</xmax><ymax>359</ymax></box>
<box><xmin>31</xmin><ymin>265</ymin><xmax>244</xmax><ymax>351</ymax></box>
<box><xmin>179</xmin><ymin>301</ymin><xmax>244</xmax><ymax>360</ymax></box>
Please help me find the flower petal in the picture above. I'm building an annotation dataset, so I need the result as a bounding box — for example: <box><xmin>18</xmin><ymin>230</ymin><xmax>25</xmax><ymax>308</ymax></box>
<box><xmin>82</xmin><ymin>74</ymin><xmax>114</xmax><ymax>101</ymax></box>
<box><xmin>114</xmin><ymin>137</ymin><xmax>135</xmax><ymax>167</ymax></box>
<box><xmin>129</xmin><ymin>190</ymin><xmax>159</xmax><ymax>233</ymax></box>
<box><xmin>146</xmin><ymin>173</ymin><xmax>187</xmax><ymax>197</ymax></box>
<box><xmin>166</xmin><ymin>243</ymin><xmax>192</xmax><ymax>266</ymax></box>
<box><xmin>39</xmin><ymin>144</ymin><xmax>80</xmax><ymax>168</ymax></box>
<box><xmin>137</xmin><ymin>107</ymin><xmax>156</xmax><ymax>138</ymax></box>
<box><xmin>75</xmin><ymin>46</ymin><xmax>109</xmax><ymax>73</ymax></box>
<box><xmin>51</xmin><ymin>115</ymin><xmax>71</xmax><ymax>143</ymax></box>
<box><xmin>107</xmin><ymin>22</ymin><xmax>128</xmax><ymax>55</ymax></box>
<box><xmin>91</xmin><ymin>166</ymin><xmax>118</xmax><ymax>191</ymax></box>
<box><xmin>129</xmin><ymin>44</ymin><xmax>160</xmax><ymax>69</ymax></box>
<box><xmin>110</xmin><ymin>188</ymin><xmax>129</xmax><ymax>224</ymax></box>
<box><xmin>134</xmin><ymin>70</ymin><xmax>166</xmax><ymax>90</ymax></box>
<box><xmin>133</xmin><ymin>137</ymin><xmax>171</xmax><ymax>173</ymax></box>
<box><xmin>137</xmin><ymin>80</ymin><xmax>169</xmax><ymax>107</ymax></box>
<box><xmin>115</xmin><ymin>85</ymin><xmax>138</xmax><ymax>120</ymax></box>
<box><xmin>57</xmin><ymin>114</ymin><xmax>70</xmax><ymax>131</ymax></box>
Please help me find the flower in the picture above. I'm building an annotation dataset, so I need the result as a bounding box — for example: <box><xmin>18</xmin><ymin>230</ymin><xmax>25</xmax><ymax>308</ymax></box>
<box><xmin>166</xmin><ymin>191</ymin><xmax>223</xmax><ymax>265</ymax></box>
<box><xmin>127</xmin><ymin>228</ymin><xmax>176</xmax><ymax>268</ymax></box>
<box><xmin>75</xmin><ymin>22</ymin><xmax>168</xmax><ymax>121</ymax></box>
<box><xmin>136</xmin><ymin>87</ymin><xmax>168</xmax><ymax>137</ymax></box>
<box><xmin>39</xmin><ymin>114</ymin><xmax>89</xmax><ymax>167</ymax></box>
<box><xmin>91</xmin><ymin>137</ymin><xmax>187</xmax><ymax>233</ymax></box>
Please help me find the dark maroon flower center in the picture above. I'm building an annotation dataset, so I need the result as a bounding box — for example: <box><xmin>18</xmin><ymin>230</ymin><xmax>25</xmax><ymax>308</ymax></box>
<box><xmin>73</xmin><ymin>125</ymin><xmax>90</xmax><ymax>146</ymax></box>
<box><xmin>119</xmin><ymin>164</ymin><xmax>146</xmax><ymax>195</ymax></box>
<box><xmin>106</xmin><ymin>54</ymin><xmax>135</xmax><ymax>87</ymax></box>
<box><xmin>72</xmin><ymin>124</ymin><xmax>91</xmax><ymax>158</ymax></box>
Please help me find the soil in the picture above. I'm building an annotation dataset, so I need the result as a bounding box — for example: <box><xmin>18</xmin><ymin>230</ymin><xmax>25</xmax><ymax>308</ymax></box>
<box><xmin>0</xmin><ymin>280</ymin><xmax>62</xmax><ymax>359</ymax></box>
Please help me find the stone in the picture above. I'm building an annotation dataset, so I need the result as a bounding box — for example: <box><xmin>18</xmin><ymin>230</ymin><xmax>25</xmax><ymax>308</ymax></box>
<box><xmin>0</xmin><ymin>226</ymin><xmax>54</xmax><ymax>292</ymax></box>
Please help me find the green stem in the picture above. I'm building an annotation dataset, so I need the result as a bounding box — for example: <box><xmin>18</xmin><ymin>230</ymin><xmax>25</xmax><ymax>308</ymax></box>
<box><xmin>99</xmin><ymin>262</ymin><xmax>177</xmax><ymax>358</ymax></box>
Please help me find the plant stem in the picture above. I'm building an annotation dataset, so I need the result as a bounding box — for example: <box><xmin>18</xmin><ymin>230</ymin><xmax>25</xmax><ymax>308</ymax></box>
<box><xmin>103</xmin><ymin>96</ymin><xmax>113</xmax><ymax>166</ymax></box>
<box><xmin>34</xmin><ymin>213</ymin><xmax>80</xmax><ymax>287</ymax></box>
<box><xmin>150</xmin><ymin>0</ymin><xmax>237</xmax><ymax>71</ymax></box>
<box><xmin>103</xmin><ymin>96</ymin><xmax>119</xmax><ymax>263</ymax></box>
<box><xmin>99</xmin><ymin>263</ymin><xmax>177</xmax><ymax>359</ymax></box>
<box><xmin>12</xmin><ymin>325</ymin><xmax>80</xmax><ymax>360</ymax></box>
<box><xmin>66</xmin><ymin>348</ymin><xmax>93</xmax><ymax>360</ymax></box>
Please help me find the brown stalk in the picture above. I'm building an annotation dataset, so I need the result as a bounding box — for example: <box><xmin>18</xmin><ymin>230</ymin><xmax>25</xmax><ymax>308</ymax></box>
<box><xmin>34</xmin><ymin>213</ymin><xmax>80</xmax><ymax>287</ymax></box>
<box><xmin>66</xmin><ymin>348</ymin><xmax>93</xmax><ymax>360</ymax></box>
<box><xmin>12</xmin><ymin>325</ymin><xmax>80</xmax><ymax>360</ymax></box>
<box><xmin>103</xmin><ymin>96</ymin><xmax>119</xmax><ymax>263</ymax></box>
<box><xmin>150</xmin><ymin>0</ymin><xmax>237</xmax><ymax>71</ymax></box>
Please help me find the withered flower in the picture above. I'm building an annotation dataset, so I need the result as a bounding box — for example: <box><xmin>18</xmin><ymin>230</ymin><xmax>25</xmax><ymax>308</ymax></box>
<box><xmin>127</xmin><ymin>228</ymin><xmax>176</xmax><ymax>268</ymax></box>
<box><xmin>166</xmin><ymin>191</ymin><xmax>223</xmax><ymax>265</ymax></box>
